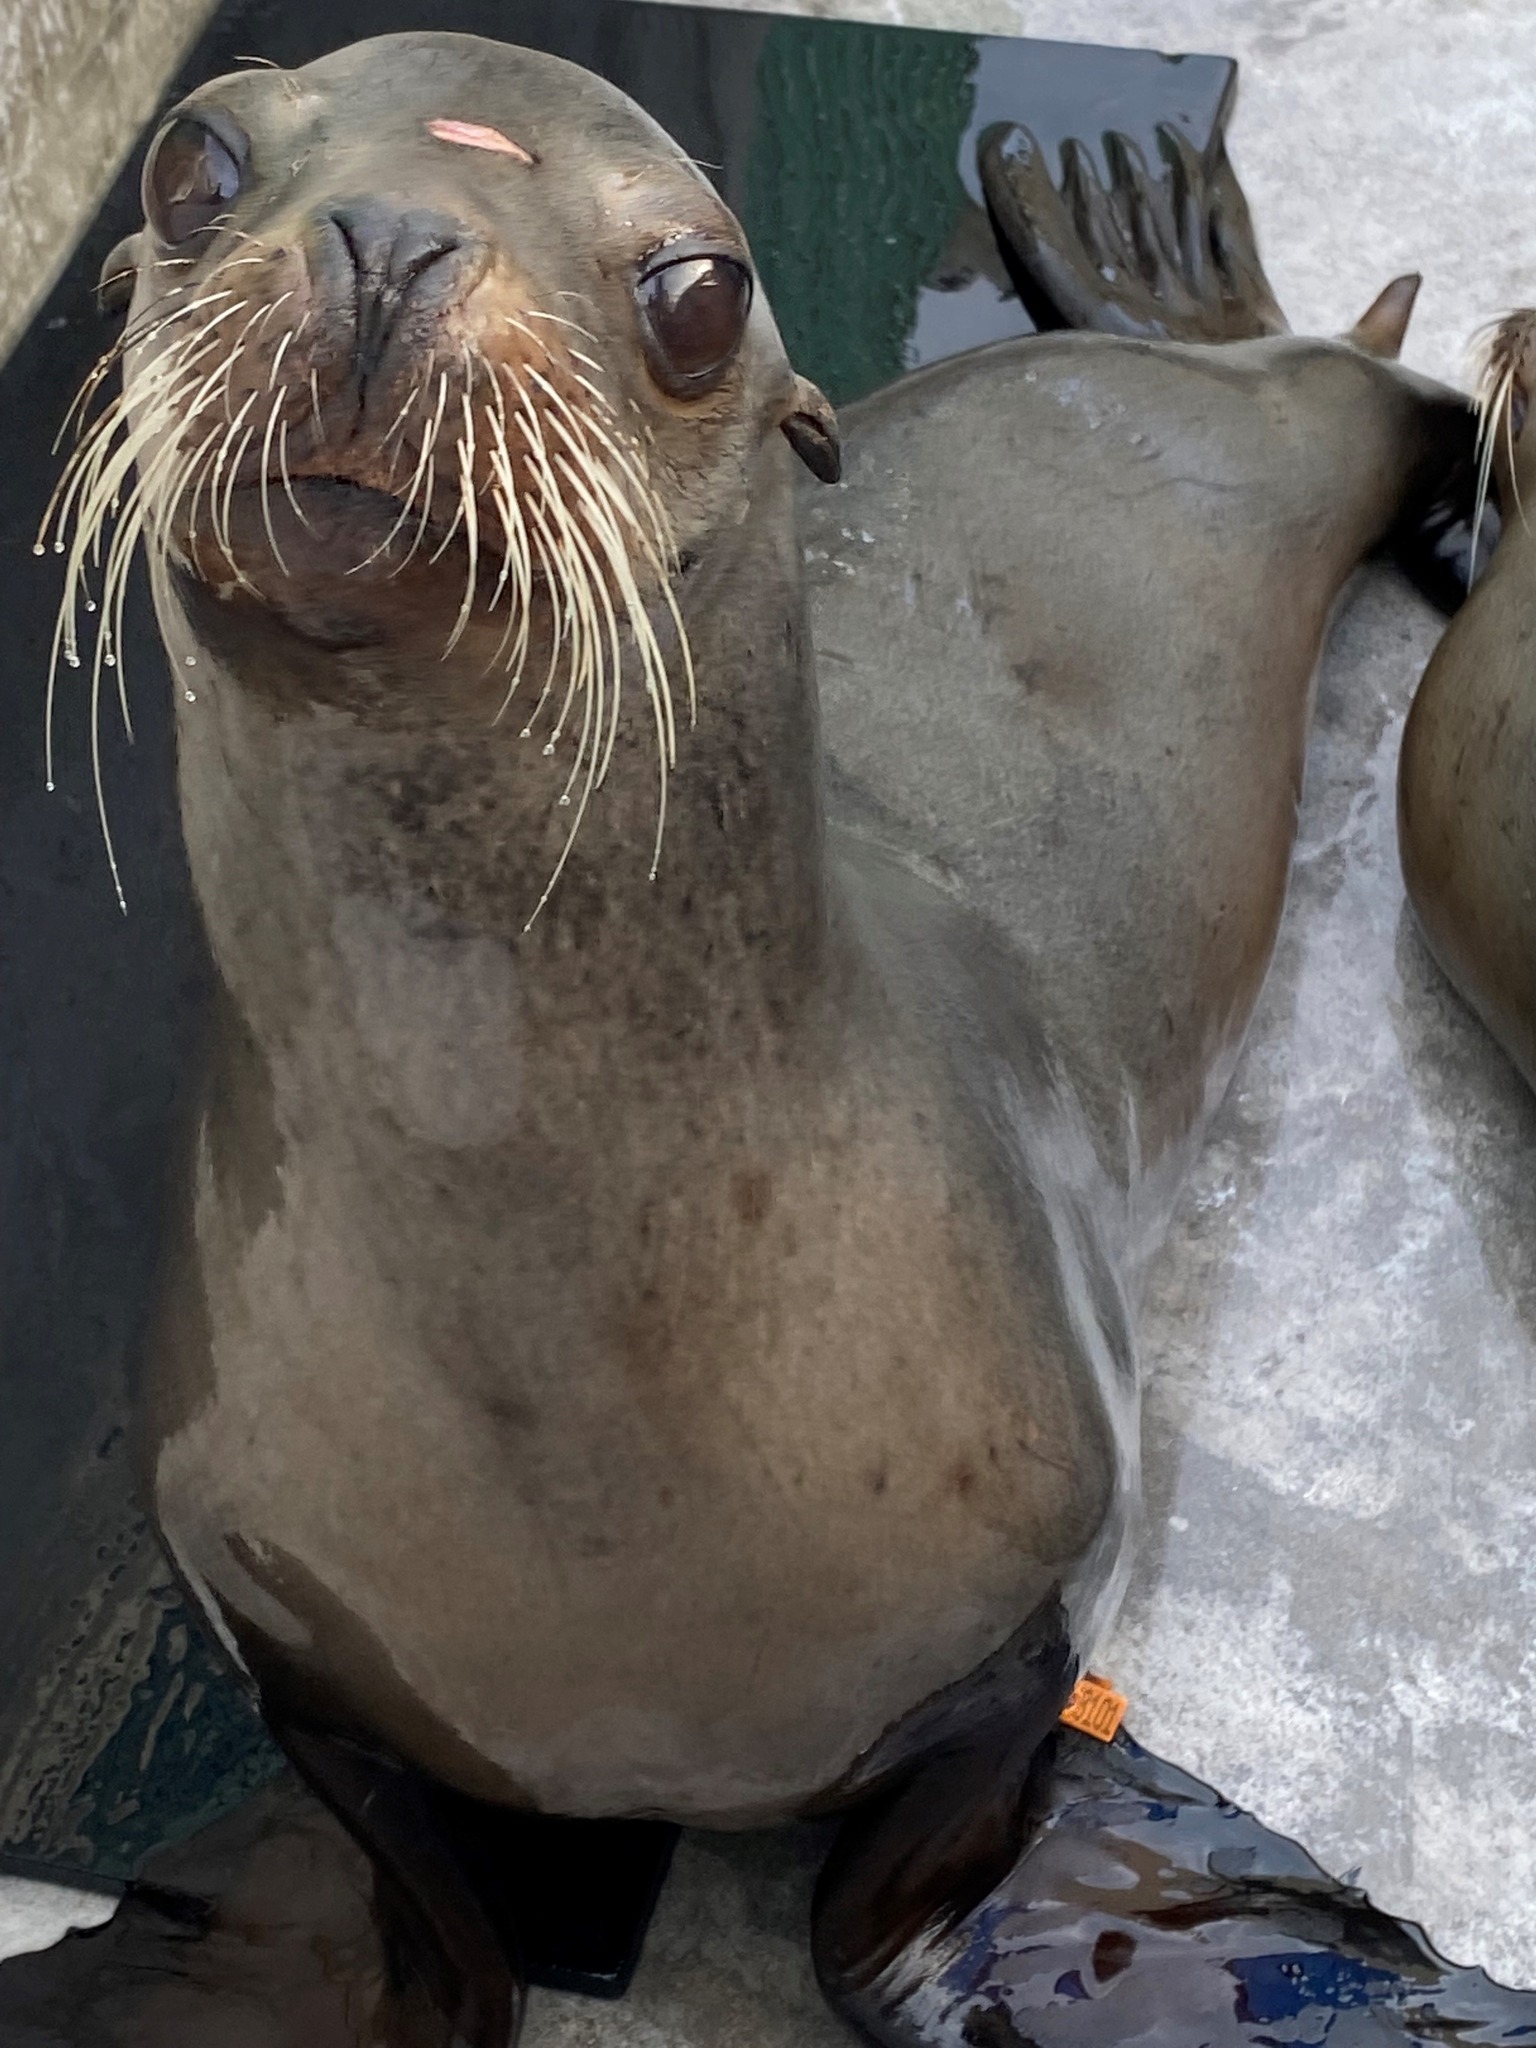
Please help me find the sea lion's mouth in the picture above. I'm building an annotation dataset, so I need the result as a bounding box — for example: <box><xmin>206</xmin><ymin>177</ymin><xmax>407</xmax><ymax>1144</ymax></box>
<box><xmin>221</xmin><ymin>469</ymin><xmax>514</xmax><ymax>585</ymax></box>
<box><xmin>194</xmin><ymin>473</ymin><xmax>508</xmax><ymax>652</ymax></box>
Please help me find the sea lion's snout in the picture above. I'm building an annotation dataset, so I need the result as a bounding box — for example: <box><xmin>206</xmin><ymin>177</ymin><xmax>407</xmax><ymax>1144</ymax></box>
<box><xmin>319</xmin><ymin>198</ymin><xmax>479</xmax><ymax>386</ymax></box>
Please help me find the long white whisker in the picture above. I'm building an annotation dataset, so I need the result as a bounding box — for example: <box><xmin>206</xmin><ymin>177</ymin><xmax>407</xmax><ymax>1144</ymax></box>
<box><xmin>277</xmin><ymin>415</ymin><xmax>313</xmax><ymax>533</ymax></box>
<box><xmin>390</xmin><ymin>373</ymin><xmax>450</xmax><ymax>576</ymax></box>
<box><xmin>259</xmin><ymin>390</ymin><xmax>291</xmax><ymax>574</ymax></box>
<box><xmin>351</xmin><ymin>384</ymin><xmax>436</xmax><ymax>573</ymax></box>
<box><xmin>444</xmin><ymin>384</ymin><xmax>481</xmax><ymax>656</ymax></box>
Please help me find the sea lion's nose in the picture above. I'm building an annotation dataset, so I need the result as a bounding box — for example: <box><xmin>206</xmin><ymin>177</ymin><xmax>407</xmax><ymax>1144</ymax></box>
<box><xmin>326</xmin><ymin>199</ymin><xmax>466</xmax><ymax>377</ymax></box>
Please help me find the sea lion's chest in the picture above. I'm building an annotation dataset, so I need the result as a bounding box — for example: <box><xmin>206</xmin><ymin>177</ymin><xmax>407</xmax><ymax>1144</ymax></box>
<box><xmin>148</xmin><ymin>930</ymin><xmax>1119</xmax><ymax>1823</ymax></box>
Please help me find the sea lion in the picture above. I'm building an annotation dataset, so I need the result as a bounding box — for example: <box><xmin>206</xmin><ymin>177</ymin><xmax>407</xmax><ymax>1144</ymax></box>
<box><xmin>1399</xmin><ymin>309</ymin><xmax>1536</xmax><ymax>1092</ymax></box>
<box><xmin>11</xmin><ymin>32</ymin><xmax>1534</xmax><ymax>2046</ymax></box>
<box><xmin>977</xmin><ymin>116</ymin><xmax>1499</xmax><ymax>609</ymax></box>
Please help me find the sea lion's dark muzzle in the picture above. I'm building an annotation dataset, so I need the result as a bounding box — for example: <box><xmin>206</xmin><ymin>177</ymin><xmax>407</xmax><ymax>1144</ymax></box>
<box><xmin>318</xmin><ymin>197</ymin><xmax>482</xmax><ymax>385</ymax></box>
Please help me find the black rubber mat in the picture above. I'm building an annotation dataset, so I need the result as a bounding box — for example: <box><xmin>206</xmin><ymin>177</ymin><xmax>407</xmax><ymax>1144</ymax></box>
<box><xmin>0</xmin><ymin>0</ymin><xmax>1232</xmax><ymax>1889</ymax></box>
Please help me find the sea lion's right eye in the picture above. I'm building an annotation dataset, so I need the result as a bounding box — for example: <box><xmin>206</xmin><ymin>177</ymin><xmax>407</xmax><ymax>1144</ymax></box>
<box><xmin>143</xmin><ymin>118</ymin><xmax>246</xmax><ymax>246</ymax></box>
<box><xmin>637</xmin><ymin>253</ymin><xmax>753</xmax><ymax>398</ymax></box>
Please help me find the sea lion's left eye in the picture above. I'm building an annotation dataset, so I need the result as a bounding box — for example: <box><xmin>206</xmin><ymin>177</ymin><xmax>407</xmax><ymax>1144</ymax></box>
<box><xmin>144</xmin><ymin>117</ymin><xmax>246</xmax><ymax>246</ymax></box>
<box><xmin>637</xmin><ymin>255</ymin><xmax>752</xmax><ymax>397</ymax></box>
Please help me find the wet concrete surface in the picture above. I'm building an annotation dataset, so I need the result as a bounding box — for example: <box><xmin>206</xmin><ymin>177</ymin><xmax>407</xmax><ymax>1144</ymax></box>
<box><xmin>1110</xmin><ymin>562</ymin><xmax>1536</xmax><ymax>1994</ymax></box>
<box><xmin>0</xmin><ymin>0</ymin><xmax>214</xmax><ymax>361</ymax></box>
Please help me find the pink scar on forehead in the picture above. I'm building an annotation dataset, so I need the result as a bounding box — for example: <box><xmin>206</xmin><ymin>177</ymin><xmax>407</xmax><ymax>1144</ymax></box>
<box><xmin>426</xmin><ymin>118</ymin><xmax>538</xmax><ymax>164</ymax></box>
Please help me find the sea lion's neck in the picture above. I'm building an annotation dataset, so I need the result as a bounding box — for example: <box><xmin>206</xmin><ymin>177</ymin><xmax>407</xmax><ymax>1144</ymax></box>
<box><xmin>163</xmin><ymin>447</ymin><xmax>839</xmax><ymax>1070</ymax></box>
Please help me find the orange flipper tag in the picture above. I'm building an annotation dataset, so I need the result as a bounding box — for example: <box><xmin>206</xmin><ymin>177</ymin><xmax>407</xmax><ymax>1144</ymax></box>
<box><xmin>1060</xmin><ymin>1672</ymin><xmax>1128</xmax><ymax>1742</ymax></box>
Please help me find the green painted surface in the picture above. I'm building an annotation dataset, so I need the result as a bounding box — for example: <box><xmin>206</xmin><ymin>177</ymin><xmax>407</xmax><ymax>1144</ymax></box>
<box><xmin>51</xmin><ymin>1588</ymin><xmax>284</xmax><ymax>1878</ymax></box>
<box><xmin>744</xmin><ymin>19</ymin><xmax>976</xmax><ymax>405</ymax></box>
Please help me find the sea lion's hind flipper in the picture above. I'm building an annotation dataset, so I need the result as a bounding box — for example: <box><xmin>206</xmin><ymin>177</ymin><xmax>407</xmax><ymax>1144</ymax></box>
<box><xmin>815</xmin><ymin>1728</ymin><xmax>1536</xmax><ymax>2045</ymax></box>
<box><xmin>976</xmin><ymin>123</ymin><xmax>1147</xmax><ymax>337</ymax></box>
<box><xmin>1348</xmin><ymin>273</ymin><xmax>1421</xmax><ymax>361</ymax></box>
<box><xmin>979</xmin><ymin>116</ymin><xmax>1288</xmax><ymax>343</ymax></box>
<box><xmin>1204</xmin><ymin>130</ymin><xmax>1289</xmax><ymax>338</ymax></box>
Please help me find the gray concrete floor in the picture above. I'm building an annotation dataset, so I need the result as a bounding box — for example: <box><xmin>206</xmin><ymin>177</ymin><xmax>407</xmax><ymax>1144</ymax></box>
<box><xmin>1115</xmin><ymin>566</ymin><xmax>1536</xmax><ymax>1993</ymax></box>
<box><xmin>0</xmin><ymin>0</ymin><xmax>215</xmax><ymax>360</ymax></box>
<box><xmin>8</xmin><ymin>0</ymin><xmax>1536</xmax><ymax>2029</ymax></box>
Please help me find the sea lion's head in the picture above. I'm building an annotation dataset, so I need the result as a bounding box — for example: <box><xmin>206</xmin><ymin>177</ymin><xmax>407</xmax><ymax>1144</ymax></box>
<box><xmin>1468</xmin><ymin>309</ymin><xmax>1536</xmax><ymax>530</ymax></box>
<box><xmin>53</xmin><ymin>34</ymin><xmax>839</xmax><ymax>904</ymax></box>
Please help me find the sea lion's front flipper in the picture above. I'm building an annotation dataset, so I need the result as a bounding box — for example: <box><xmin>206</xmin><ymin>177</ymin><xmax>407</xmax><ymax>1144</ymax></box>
<box><xmin>815</xmin><ymin>1728</ymin><xmax>1536</xmax><ymax>2045</ymax></box>
<box><xmin>0</xmin><ymin>1757</ymin><xmax>677</xmax><ymax>2042</ymax></box>
<box><xmin>0</xmin><ymin>1778</ymin><xmax>385</xmax><ymax>2046</ymax></box>
<box><xmin>978</xmin><ymin>117</ymin><xmax>1288</xmax><ymax>342</ymax></box>
<box><xmin>285</xmin><ymin>1721</ymin><xmax>680</xmax><ymax>2016</ymax></box>
<box><xmin>279</xmin><ymin>1728</ymin><xmax>524</xmax><ymax>2047</ymax></box>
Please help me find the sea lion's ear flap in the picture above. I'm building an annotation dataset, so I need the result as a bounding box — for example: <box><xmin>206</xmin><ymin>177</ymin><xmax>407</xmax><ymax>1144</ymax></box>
<box><xmin>1347</xmin><ymin>273</ymin><xmax>1421</xmax><ymax>360</ymax></box>
<box><xmin>96</xmin><ymin>234</ymin><xmax>142</xmax><ymax>317</ymax></box>
<box><xmin>781</xmin><ymin>376</ymin><xmax>841</xmax><ymax>484</ymax></box>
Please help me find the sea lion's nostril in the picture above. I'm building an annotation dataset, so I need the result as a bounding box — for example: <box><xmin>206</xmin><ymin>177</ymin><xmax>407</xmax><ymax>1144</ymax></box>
<box><xmin>384</xmin><ymin>218</ymin><xmax>464</xmax><ymax>296</ymax></box>
<box><xmin>326</xmin><ymin>200</ymin><xmax>466</xmax><ymax>384</ymax></box>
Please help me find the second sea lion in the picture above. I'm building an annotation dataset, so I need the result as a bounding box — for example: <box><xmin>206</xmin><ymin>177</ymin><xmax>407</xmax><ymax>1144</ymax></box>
<box><xmin>1399</xmin><ymin>309</ymin><xmax>1536</xmax><ymax>1091</ymax></box>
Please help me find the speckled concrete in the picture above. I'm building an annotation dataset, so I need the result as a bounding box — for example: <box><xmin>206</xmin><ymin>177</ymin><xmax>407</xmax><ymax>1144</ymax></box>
<box><xmin>7</xmin><ymin>0</ymin><xmax>1536</xmax><ymax>2028</ymax></box>
<box><xmin>1111</xmin><ymin>564</ymin><xmax>1536</xmax><ymax>1993</ymax></box>
<box><xmin>0</xmin><ymin>0</ymin><xmax>213</xmax><ymax>363</ymax></box>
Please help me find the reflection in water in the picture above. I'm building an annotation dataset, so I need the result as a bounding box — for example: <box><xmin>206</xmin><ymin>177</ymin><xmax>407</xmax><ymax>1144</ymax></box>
<box><xmin>882</xmin><ymin>1731</ymin><xmax>1536</xmax><ymax>2045</ymax></box>
<box><xmin>905</xmin><ymin>273</ymin><xmax>1033</xmax><ymax>372</ymax></box>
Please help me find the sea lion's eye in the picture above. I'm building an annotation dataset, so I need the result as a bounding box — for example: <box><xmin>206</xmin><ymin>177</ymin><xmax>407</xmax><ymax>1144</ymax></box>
<box><xmin>143</xmin><ymin>118</ymin><xmax>246</xmax><ymax>246</ymax></box>
<box><xmin>637</xmin><ymin>255</ymin><xmax>752</xmax><ymax>397</ymax></box>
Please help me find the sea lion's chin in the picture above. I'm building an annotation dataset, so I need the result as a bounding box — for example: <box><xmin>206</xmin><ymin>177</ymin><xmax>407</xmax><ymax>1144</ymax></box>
<box><xmin>178</xmin><ymin>474</ymin><xmax>509</xmax><ymax>659</ymax></box>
